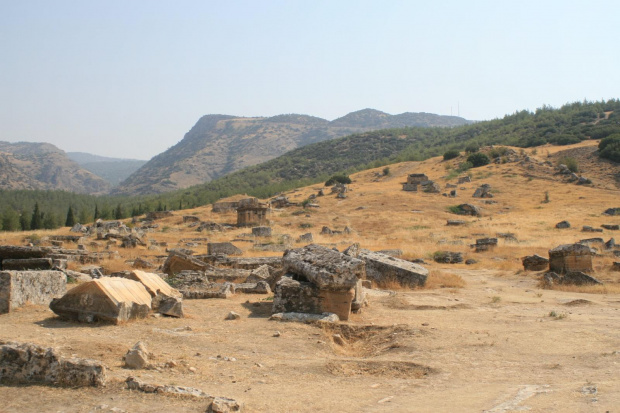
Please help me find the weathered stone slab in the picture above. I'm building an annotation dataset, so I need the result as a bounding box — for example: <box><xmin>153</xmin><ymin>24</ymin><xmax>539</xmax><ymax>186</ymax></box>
<box><xmin>251</xmin><ymin>226</ymin><xmax>272</xmax><ymax>237</ymax></box>
<box><xmin>582</xmin><ymin>226</ymin><xmax>604</xmax><ymax>233</ymax></box>
<box><xmin>474</xmin><ymin>237</ymin><xmax>498</xmax><ymax>252</ymax></box>
<box><xmin>602</xmin><ymin>224</ymin><xmax>620</xmax><ymax>230</ymax></box>
<box><xmin>447</xmin><ymin>220</ymin><xmax>466</xmax><ymax>226</ymax></box>
<box><xmin>201</xmin><ymin>255</ymin><xmax>282</xmax><ymax>270</ymax></box>
<box><xmin>207</xmin><ymin>242</ymin><xmax>243</xmax><ymax>256</ymax></box>
<box><xmin>183</xmin><ymin>215</ymin><xmax>201</xmax><ymax>223</ymax></box>
<box><xmin>49</xmin><ymin>277</ymin><xmax>152</xmax><ymax>323</ymax></box>
<box><xmin>235</xmin><ymin>281</ymin><xmax>271</xmax><ymax>294</ymax></box>
<box><xmin>179</xmin><ymin>283</ymin><xmax>235</xmax><ymax>299</ymax></box>
<box><xmin>0</xmin><ymin>246</ymin><xmax>52</xmax><ymax>269</ymax></box>
<box><xmin>244</xmin><ymin>265</ymin><xmax>270</xmax><ymax>283</ymax></box>
<box><xmin>269</xmin><ymin>312</ymin><xmax>339</xmax><ymax>323</ymax></box>
<box><xmin>433</xmin><ymin>251</ymin><xmax>464</xmax><ymax>264</ymax></box>
<box><xmin>522</xmin><ymin>254</ymin><xmax>549</xmax><ymax>271</ymax></box>
<box><xmin>282</xmin><ymin>244</ymin><xmax>364</xmax><ymax>290</ymax></box>
<box><xmin>297</xmin><ymin>233</ymin><xmax>313</xmax><ymax>243</ymax></box>
<box><xmin>548</xmin><ymin>244</ymin><xmax>594</xmax><ymax>274</ymax></box>
<box><xmin>162</xmin><ymin>252</ymin><xmax>209</xmax><ymax>276</ymax></box>
<box><xmin>2</xmin><ymin>258</ymin><xmax>54</xmax><ymax>271</ymax></box>
<box><xmin>543</xmin><ymin>271</ymin><xmax>602</xmax><ymax>286</ymax></box>
<box><xmin>0</xmin><ymin>341</ymin><xmax>106</xmax><ymax>387</ymax></box>
<box><xmin>555</xmin><ymin>220</ymin><xmax>571</xmax><ymax>229</ymax></box>
<box><xmin>0</xmin><ymin>271</ymin><xmax>66</xmax><ymax>314</ymax></box>
<box><xmin>350</xmin><ymin>249</ymin><xmax>428</xmax><ymax>288</ymax></box>
<box><xmin>125</xmin><ymin>376</ymin><xmax>210</xmax><ymax>398</ymax></box>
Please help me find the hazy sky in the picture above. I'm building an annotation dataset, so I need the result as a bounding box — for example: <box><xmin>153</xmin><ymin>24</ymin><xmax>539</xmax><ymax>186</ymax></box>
<box><xmin>2</xmin><ymin>0</ymin><xmax>619</xmax><ymax>159</ymax></box>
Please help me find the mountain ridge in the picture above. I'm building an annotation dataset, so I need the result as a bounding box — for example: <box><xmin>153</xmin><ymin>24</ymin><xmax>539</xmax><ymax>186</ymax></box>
<box><xmin>113</xmin><ymin>109</ymin><xmax>470</xmax><ymax>195</ymax></box>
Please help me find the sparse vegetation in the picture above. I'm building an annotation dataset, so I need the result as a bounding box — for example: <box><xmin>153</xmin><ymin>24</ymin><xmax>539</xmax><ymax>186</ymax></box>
<box><xmin>558</xmin><ymin>156</ymin><xmax>579</xmax><ymax>173</ymax></box>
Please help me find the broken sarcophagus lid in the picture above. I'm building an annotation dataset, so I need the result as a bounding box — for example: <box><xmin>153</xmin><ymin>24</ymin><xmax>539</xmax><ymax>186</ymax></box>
<box><xmin>123</xmin><ymin>270</ymin><xmax>184</xmax><ymax>318</ymax></box>
<box><xmin>49</xmin><ymin>277</ymin><xmax>152</xmax><ymax>324</ymax></box>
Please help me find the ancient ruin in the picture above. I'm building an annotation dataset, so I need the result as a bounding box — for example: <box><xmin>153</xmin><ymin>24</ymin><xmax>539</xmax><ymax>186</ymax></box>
<box><xmin>272</xmin><ymin>244</ymin><xmax>365</xmax><ymax>321</ymax></box>
<box><xmin>236</xmin><ymin>198</ymin><xmax>269</xmax><ymax>227</ymax></box>
<box><xmin>0</xmin><ymin>270</ymin><xmax>66</xmax><ymax>314</ymax></box>
<box><xmin>548</xmin><ymin>243</ymin><xmax>594</xmax><ymax>273</ymax></box>
<box><xmin>402</xmin><ymin>173</ymin><xmax>429</xmax><ymax>191</ymax></box>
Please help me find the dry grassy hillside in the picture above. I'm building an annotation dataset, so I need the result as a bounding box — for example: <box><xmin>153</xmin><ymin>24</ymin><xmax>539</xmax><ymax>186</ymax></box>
<box><xmin>1</xmin><ymin>140</ymin><xmax>619</xmax><ymax>412</ymax></box>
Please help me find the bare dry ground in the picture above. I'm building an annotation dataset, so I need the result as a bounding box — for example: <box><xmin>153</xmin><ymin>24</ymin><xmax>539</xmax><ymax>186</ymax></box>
<box><xmin>1</xmin><ymin>140</ymin><xmax>619</xmax><ymax>412</ymax></box>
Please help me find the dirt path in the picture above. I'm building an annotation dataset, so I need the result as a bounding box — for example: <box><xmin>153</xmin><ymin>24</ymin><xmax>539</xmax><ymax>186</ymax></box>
<box><xmin>1</xmin><ymin>268</ymin><xmax>619</xmax><ymax>412</ymax></box>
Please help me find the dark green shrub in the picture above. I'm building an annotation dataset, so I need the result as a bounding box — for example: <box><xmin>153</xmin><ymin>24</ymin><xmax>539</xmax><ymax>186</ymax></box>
<box><xmin>599</xmin><ymin>134</ymin><xmax>620</xmax><ymax>162</ymax></box>
<box><xmin>382</xmin><ymin>167</ymin><xmax>390</xmax><ymax>176</ymax></box>
<box><xmin>465</xmin><ymin>143</ymin><xmax>479</xmax><ymax>154</ymax></box>
<box><xmin>550</xmin><ymin>134</ymin><xmax>581</xmax><ymax>145</ymax></box>
<box><xmin>466</xmin><ymin>153</ymin><xmax>490</xmax><ymax>167</ymax></box>
<box><xmin>443</xmin><ymin>149</ymin><xmax>460</xmax><ymax>161</ymax></box>
<box><xmin>325</xmin><ymin>174</ymin><xmax>351</xmax><ymax>186</ymax></box>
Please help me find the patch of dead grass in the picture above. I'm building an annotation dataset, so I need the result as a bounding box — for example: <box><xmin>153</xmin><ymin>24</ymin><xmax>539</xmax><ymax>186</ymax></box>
<box><xmin>424</xmin><ymin>269</ymin><xmax>466</xmax><ymax>289</ymax></box>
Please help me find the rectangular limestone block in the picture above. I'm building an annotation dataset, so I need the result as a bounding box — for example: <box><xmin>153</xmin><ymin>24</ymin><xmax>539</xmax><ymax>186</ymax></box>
<box><xmin>0</xmin><ymin>271</ymin><xmax>66</xmax><ymax>314</ymax></box>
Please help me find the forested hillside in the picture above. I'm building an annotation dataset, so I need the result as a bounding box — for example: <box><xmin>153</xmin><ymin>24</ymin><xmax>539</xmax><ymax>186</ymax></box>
<box><xmin>1</xmin><ymin>100</ymin><xmax>619</xmax><ymax>232</ymax></box>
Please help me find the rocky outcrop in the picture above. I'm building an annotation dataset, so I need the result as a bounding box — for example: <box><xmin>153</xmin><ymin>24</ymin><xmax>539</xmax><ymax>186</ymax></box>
<box><xmin>543</xmin><ymin>271</ymin><xmax>602</xmax><ymax>287</ymax></box>
<box><xmin>0</xmin><ymin>341</ymin><xmax>106</xmax><ymax>387</ymax></box>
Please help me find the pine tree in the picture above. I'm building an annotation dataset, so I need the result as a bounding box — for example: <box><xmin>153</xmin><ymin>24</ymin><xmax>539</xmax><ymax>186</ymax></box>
<box><xmin>94</xmin><ymin>205</ymin><xmax>99</xmax><ymax>220</ymax></box>
<box><xmin>114</xmin><ymin>203</ymin><xmax>123</xmax><ymax>220</ymax></box>
<box><xmin>20</xmin><ymin>214</ymin><xmax>30</xmax><ymax>231</ymax></box>
<box><xmin>65</xmin><ymin>206</ymin><xmax>76</xmax><ymax>227</ymax></box>
<box><xmin>31</xmin><ymin>203</ymin><xmax>43</xmax><ymax>230</ymax></box>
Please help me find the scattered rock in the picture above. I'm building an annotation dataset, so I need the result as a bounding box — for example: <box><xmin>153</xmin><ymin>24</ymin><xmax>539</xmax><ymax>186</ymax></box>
<box><xmin>472</xmin><ymin>184</ymin><xmax>493</xmax><ymax>198</ymax></box>
<box><xmin>543</xmin><ymin>271</ymin><xmax>602</xmax><ymax>287</ymax></box>
<box><xmin>433</xmin><ymin>251</ymin><xmax>463</xmax><ymax>264</ymax></box>
<box><xmin>465</xmin><ymin>259</ymin><xmax>478</xmax><ymax>265</ymax></box>
<box><xmin>0</xmin><ymin>341</ymin><xmax>106</xmax><ymax>387</ymax></box>
<box><xmin>603</xmin><ymin>208</ymin><xmax>620</xmax><ymax>216</ymax></box>
<box><xmin>124</xmin><ymin>342</ymin><xmax>149</xmax><ymax>369</ymax></box>
<box><xmin>297</xmin><ymin>232</ymin><xmax>313</xmax><ymax>243</ymax></box>
<box><xmin>522</xmin><ymin>254</ymin><xmax>549</xmax><ymax>271</ymax></box>
<box><xmin>270</xmin><ymin>312</ymin><xmax>339</xmax><ymax>323</ymax></box>
<box><xmin>582</xmin><ymin>226</ymin><xmax>603</xmax><ymax>233</ymax></box>
<box><xmin>225</xmin><ymin>311</ymin><xmax>241</xmax><ymax>320</ymax></box>
<box><xmin>453</xmin><ymin>204</ymin><xmax>481</xmax><ymax>217</ymax></box>
<box><xmin>602</xmin><ymin>224</ymin><xmax>619</xmax><ymax>230</ymax></box>
<box><xmin>555</xmin><ymin>221</ymin><xmax>571</xmax><ymax>229</ymax></box>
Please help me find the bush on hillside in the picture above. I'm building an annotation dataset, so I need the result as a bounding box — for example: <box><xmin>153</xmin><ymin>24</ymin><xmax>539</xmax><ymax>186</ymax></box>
<box><xmin>466</xmin><ymin>153</ymin><xmax>490</xmax><ymax>168</ymax></box>
<box><xmin>443</xmin><ymin>149</ymin><xmax>460</xmax><ymax>161</ymax></box>
<box><xmin>465</xmin><ymin>143</ymin><xmax>480</xmax><ymax>154</ymax></box>
<box><xmin>325</xmin><ymin>174</ymin><xmax>351</xmax><ymax>186</ymax></box>
<box><xmin>558</xmin><ymin>156</ymin><xmax>579</xmax><ymax>173</ymax></box>
<box><xmin>599</xmin><ymin>134</ymin><xmax>620</xmax><ymax>162</ymax></box>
